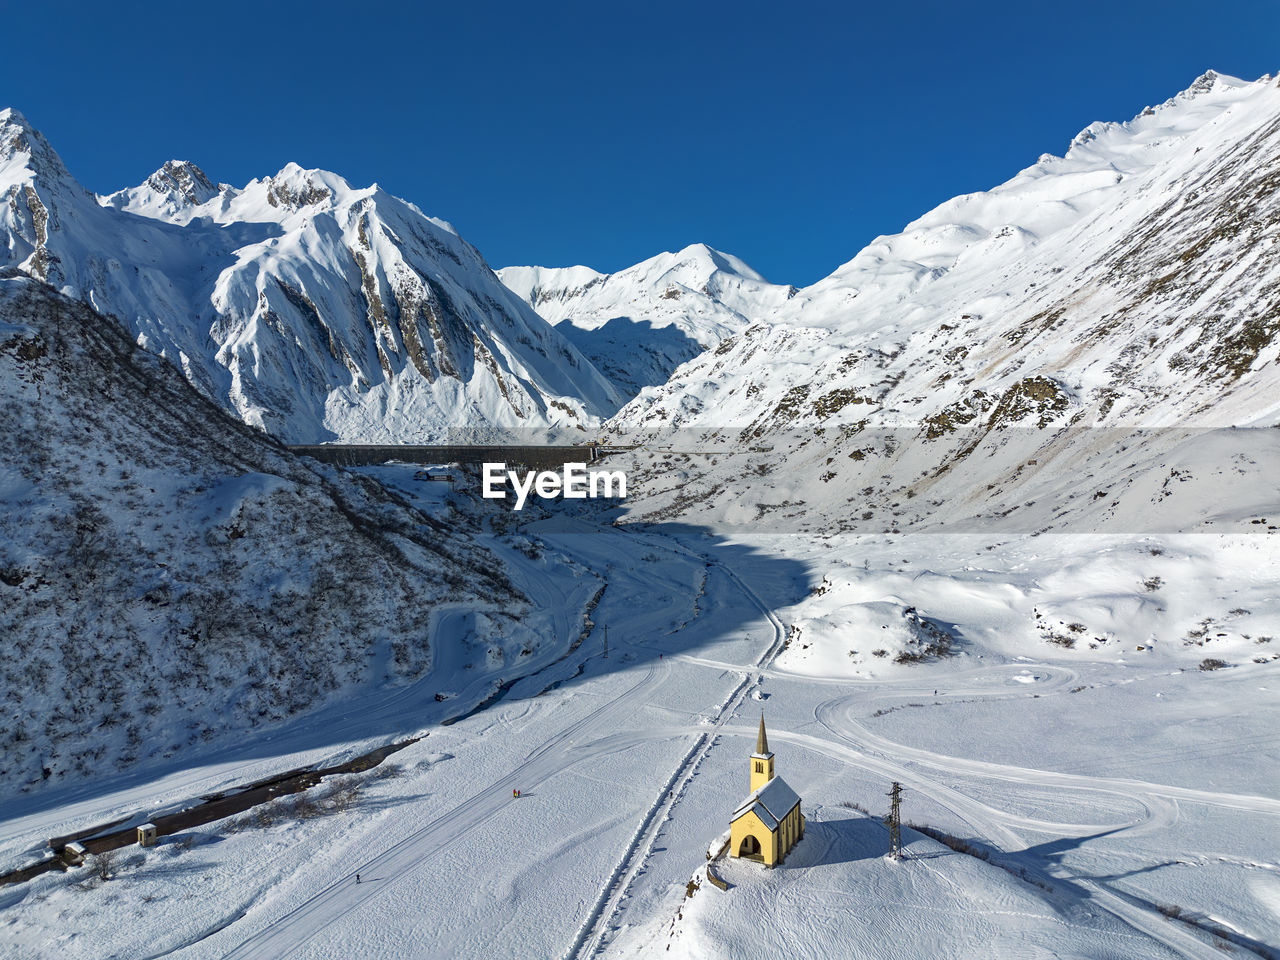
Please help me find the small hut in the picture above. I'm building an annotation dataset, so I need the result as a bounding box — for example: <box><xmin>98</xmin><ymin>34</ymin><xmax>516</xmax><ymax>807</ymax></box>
<box><xmin>63</xmin><ymin>842</ymin><xmax>87</xmax><ymax>866</ymax></box>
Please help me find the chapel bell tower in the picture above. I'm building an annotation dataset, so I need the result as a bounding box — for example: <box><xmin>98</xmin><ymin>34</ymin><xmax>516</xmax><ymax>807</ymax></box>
<box><xmin>751</xmin><ymin>713</ymin><xmax>775</xmax><ymax>792</ymax></box>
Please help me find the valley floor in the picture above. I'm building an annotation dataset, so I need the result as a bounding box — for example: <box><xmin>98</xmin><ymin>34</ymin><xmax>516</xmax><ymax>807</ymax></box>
<box><xmin>1</xmin><ymin>511</ymin><xmax>1277</xmax><ymax>959</ymax></box>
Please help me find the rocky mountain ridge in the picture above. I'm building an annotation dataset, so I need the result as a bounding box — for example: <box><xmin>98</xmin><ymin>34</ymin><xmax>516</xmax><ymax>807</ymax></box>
<box><xmin>0</xmin><ymin>109</ymin><xmax>621</xmax><ymax>442</ymax></box>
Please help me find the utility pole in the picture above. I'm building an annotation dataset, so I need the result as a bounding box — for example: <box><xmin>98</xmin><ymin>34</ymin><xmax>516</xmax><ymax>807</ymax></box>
<box><xmin>885</xmin><ymin>781</ymin><xmax>903</xmax><ymax>860</ymax></box>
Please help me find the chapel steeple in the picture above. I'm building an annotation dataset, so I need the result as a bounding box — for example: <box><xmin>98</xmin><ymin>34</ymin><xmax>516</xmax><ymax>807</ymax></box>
<box><xmin>750</xmin><ymin>712</ymin><xmax>775</xmax><ymax>792</ymax></box>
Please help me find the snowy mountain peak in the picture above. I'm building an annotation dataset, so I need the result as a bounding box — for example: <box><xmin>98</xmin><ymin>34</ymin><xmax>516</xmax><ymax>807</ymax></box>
<box><xmin>146</xmin><ymin>159</ymin><xmax>218</xmax><ymax>204</ymax></box>
<box><xmin>0</xmin><ymin>108</ymin><xmax>75</xmax><ymax>186</ymax></box>
<box><xmin>258</xmin><ymin>162</ymin><xmax>349</xmax><ymax>212</ymax></box>
<box><xmin>609</xmin><ymin>242</ymin><xmax>773</xmax><ymax>292</ymax></box>
<box><xmin>0</xmin><ymin>112</ymin><xmax>623</xmax><ymax>440</ymax></box>
<box><xmin>686</xmin><ymin>242</ymin><xmax>768</xmax><ymax>282</ymax></box>
<box><xmin>1177</xmin><ymin>68</ymin><xmax>1240</xmax><ymax>100</ymax></box>
<box><xmin>100</xmin><ymin>159</ymin><xmax>223</xmax><ymax>220</ymax></box>
<box><xmin>500</xmin><ymin>243</ymin><xmax>796</xmax><ymax>399</ymax></box>
<box><xmin>0</xmin><ymin>106</ymin><xmax>34</xmax><ymax>151</ymax></box>
<box><xmin>1188</xmin><ymin>68</ymin><xmax>1221</xmax><ymax>93</ymax></box>
<box><xmin>0</xmin><ymin>107</ymin><xmax>41</xmax><ymax>147</ymax></box>
<box><xmin>1065</xmin><ymin>69</ymin><xmax>1260</xmax><ymax>158</ymax></box>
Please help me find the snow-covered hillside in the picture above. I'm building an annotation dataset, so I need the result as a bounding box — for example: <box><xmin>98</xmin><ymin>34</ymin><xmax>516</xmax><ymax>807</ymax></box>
<box><xmin>0</xmin><ymin>275</ymin><xmax>593</xmax><ymax>791</ymax></box>
<box><xmin>500</xmin><ymin>244</ymin><xmax>795</xmax><ymax>398</ymax></box>
<box><xmin>617</xmin><ymin>72</ymin><xmax>1280</xmax><ymax>434</ymax></box>
<box><xmin>0</xmin><ymin>109</ymin><xmax>621</xmax><ymax>442</ymax></box>
<box><xmin>605</xmin><ymin>72</ymin><xmax>1280</xmax><ymax>533</ymax></box>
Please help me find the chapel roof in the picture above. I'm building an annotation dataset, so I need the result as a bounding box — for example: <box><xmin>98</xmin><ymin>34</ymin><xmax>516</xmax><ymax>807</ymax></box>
<box><xmin>732</xmin><ymin>775</ymin><xmax>800</xmax><ymax>831</ymax></box>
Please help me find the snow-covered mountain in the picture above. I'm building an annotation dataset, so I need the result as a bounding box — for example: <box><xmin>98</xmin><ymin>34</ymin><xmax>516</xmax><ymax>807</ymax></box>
<box><xmin>0</xmin><ymin>109</ymin><xmax>621</xmax><ymax>442</ymax></box>
<box><xmin>606</xmin><ymin>71</ymin><xmax>1280</xmax><ymax>533</ymax></box>
<box><xmin>499</xmin><ymin>244</ymin><xmax>795</xmax><ymax>398</ymax></box>
<box><xmin>0</xmin><ymin>274</ymin><xmax>595</xmax><ymax>789</ymax></box>
<box><xmin>100</xmin><ymin>158</ymin><xmax>222</xmax><ymax>220</ymax></box>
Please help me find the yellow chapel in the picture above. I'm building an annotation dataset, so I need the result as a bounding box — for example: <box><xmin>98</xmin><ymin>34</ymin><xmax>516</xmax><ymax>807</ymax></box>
<box><xmin>730</xmin><ymin>714</ymin><xmax>804</xmax><ymax>867</ymax></box>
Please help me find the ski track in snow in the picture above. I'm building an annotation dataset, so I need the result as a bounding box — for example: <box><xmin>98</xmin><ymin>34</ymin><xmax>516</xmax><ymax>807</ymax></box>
<box><xmin>218</xmin><ymin>537</ymin><xmax>789</xmax><ymax>960</ymax></box>
<box><xmin>219</xmin><ymin>660</ymin><xmax>669</xmax><ymax>960</ymax></box>
<box><xmin>566</xmin><ymin>551</ymin><xmax>786</xmax><ymax>960</ymax></box>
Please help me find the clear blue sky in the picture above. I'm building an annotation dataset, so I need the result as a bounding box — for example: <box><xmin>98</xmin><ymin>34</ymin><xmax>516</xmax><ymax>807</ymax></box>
<box><xmin>7</xmin><ymin>1</ymin><xmax>1278</xmax><ymax>285</ymax></box>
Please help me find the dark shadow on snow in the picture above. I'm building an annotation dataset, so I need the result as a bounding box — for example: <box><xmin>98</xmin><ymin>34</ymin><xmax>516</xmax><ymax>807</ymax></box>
<box><xmin>780</xmin><ymin>812</ymin><xmax>889</xmax><ymax>870</ymax></box>
<box><xmin>5</xmin><ymin>508</ymin><xmax>818</xmax><ymax>823</ymax></box>
<box><xmin>556</xmin><ymin>315</ymin><xmax>704</xmax><ymax>403</ymax></box>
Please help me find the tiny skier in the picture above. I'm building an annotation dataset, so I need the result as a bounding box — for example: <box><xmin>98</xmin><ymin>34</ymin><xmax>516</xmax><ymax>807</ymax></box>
<box><xmin>356</xmin><ymin>873</ymin><xmax>361</xmax><ymax>884</ymax></box>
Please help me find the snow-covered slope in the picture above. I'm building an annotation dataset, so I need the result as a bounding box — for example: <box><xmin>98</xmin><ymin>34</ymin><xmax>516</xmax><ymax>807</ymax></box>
<box><xmin>0</xmin><ymin>109</ymin><xmax>621</xmax><ymax>442</ymax></box>
<box><xmin>0</xmin><ymin>274</ymin><xmax>585</xmax><ymax>791</ymax></box>
<box><xmin>500</xmin><ymin>244</ymin><xmax>795</xmax><ymax>398</ymax></box>
<box><xmin>607</xmin><ymin>71</ymin><xmax>1280</xmax><ymax>533</ymax></box>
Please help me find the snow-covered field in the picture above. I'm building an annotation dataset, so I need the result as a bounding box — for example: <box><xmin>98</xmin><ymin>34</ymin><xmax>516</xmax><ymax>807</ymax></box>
<box><xmin>3</xmin><ymin>515</ymin><xmax>1276</xmax><ymax>959</ymax></box>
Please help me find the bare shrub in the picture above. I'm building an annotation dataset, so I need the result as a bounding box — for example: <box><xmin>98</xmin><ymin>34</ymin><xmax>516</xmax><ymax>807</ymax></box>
<box><xmin>327</xmin><ymin>777</ymin><xmax>362</xmax><ymax>812</ymax></box>
<box><xmin>91</xmin><ymin>849</ymin><xmax>117</xmax><ymax>882</ymax></box>
<box><xmin>252</xmin><ymin>803</ymin><xmax>280</xmax><ymax>829</ymax></box>
<box><xmin>369</xmin><ymin>762</ymin><xmax>403</xmax><ymax>782</ymax></box>
<box><xmin>291</xmin><ymin>791</ymin><xmax>324</xmax><ymax>820</ymax></box>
